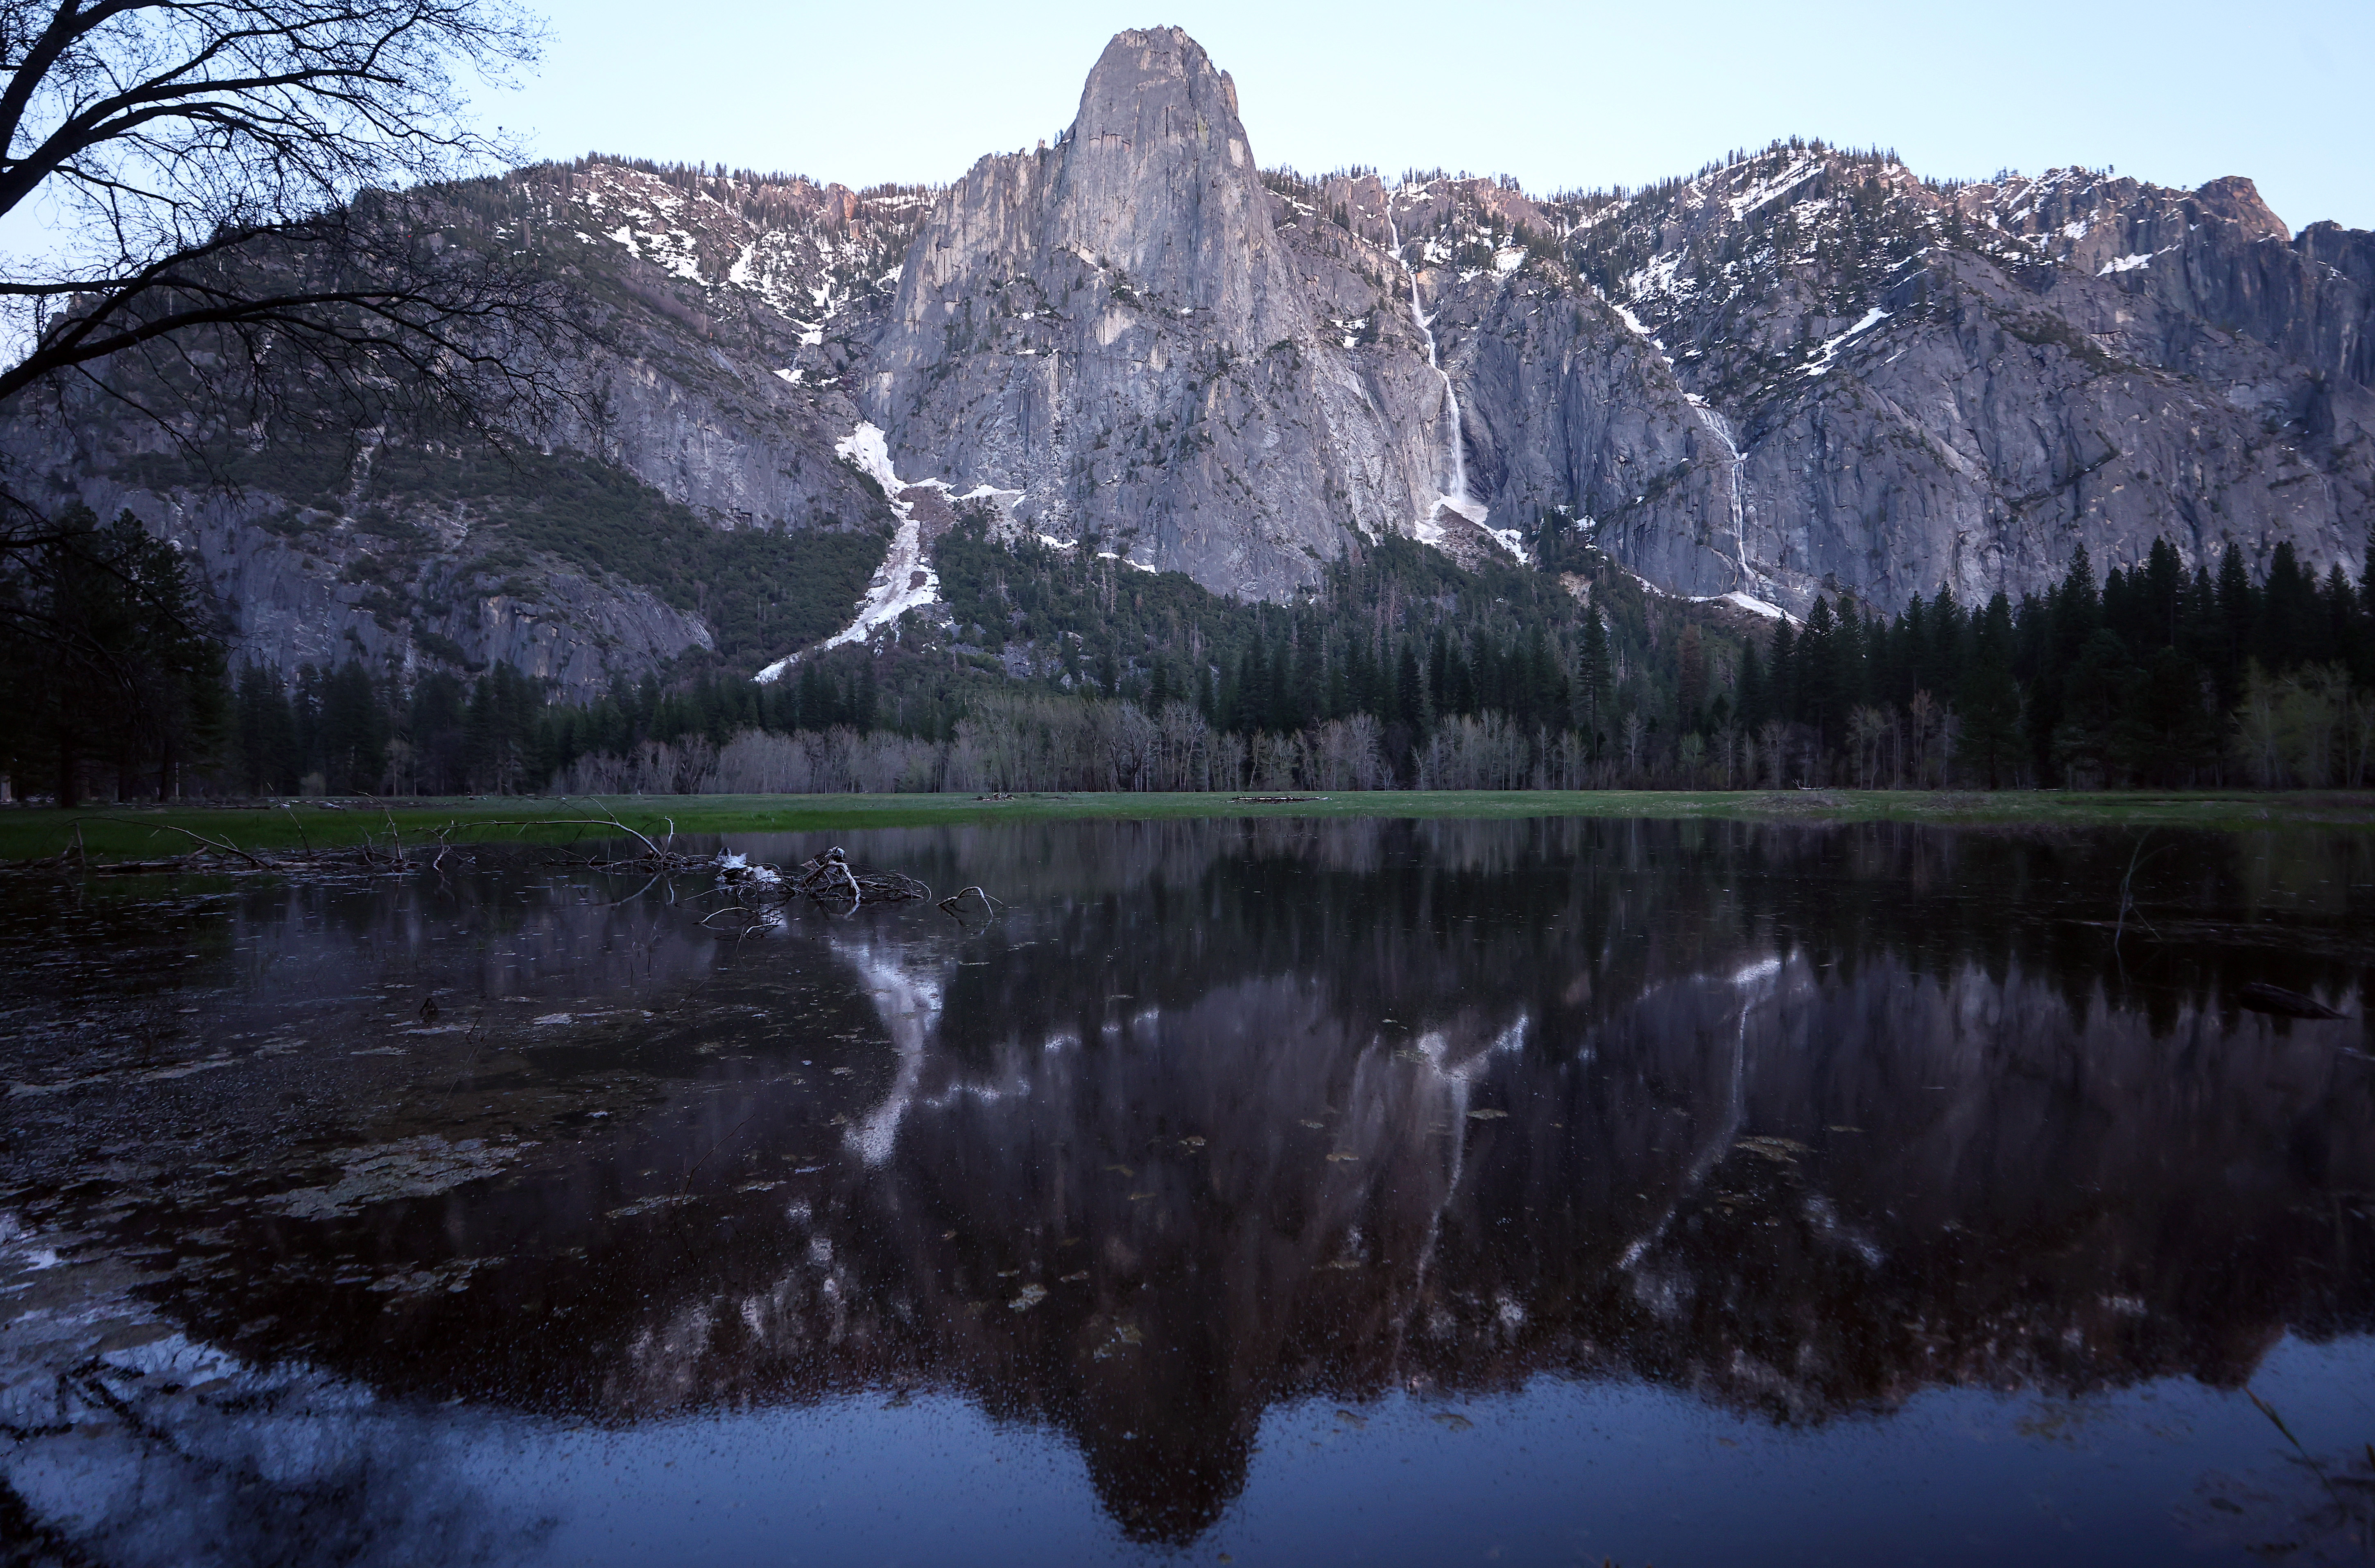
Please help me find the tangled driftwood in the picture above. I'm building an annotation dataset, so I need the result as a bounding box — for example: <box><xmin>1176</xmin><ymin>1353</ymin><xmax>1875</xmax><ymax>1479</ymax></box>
<box><xmin>712</xmin><ymin>845</ymin><xmax>933</xmax><ymax>912</ymax></box>
<box><xmin>936</xmin><ymin>885</ymin><xmax>1006</xmax><ymax>917</ymax></box>
<box><xmin>787</xmin><ymin>846</ymin><xmax>932</xmax><ymax>907</ymax></box>
<box><xmin>7</xmin><ymin>808</ymin><xmax>992</xmax><ymax>924</ymax></box>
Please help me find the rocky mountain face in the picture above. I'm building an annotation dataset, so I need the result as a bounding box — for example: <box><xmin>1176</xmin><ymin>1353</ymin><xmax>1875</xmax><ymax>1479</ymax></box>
<box><xmin>860</xmin><ymin>29</ymin><xmax>1454</xmax><ymax>595</ymax></box>
<box><xmin>5</xmin><ymin>27</ymin><xmax>2368</xmax><ymax>686</ymax></box>
<box><xmin>0</xmin><ymin>160</ymin><xmax>922</xmax><ymax>694</ymax></box>
<box><xmin>1548</xmin><ymin>154</ymin><xmax>2375</xmax><ymax>609</ymax></box>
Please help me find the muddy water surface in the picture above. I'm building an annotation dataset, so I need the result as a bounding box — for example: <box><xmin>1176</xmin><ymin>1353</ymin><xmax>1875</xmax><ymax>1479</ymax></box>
<box><xmin>3</xmin><ymin>817</ymin><xmax>2373</xmax><ymax>1566</ymax></box>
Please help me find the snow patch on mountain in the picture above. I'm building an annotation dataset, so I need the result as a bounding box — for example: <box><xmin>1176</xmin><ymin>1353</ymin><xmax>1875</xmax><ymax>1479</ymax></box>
<box><xmin>563</xmin><ymin>161</ymin><xmax>926</xmax><ymax>375</ymax></box>
<box><xmin>1801</xmin><ymin>307</ymin><xmax>1892</xmax><ymax>376</ymax></box>
<box><xmin>753</xmin><ymin>424</ymin><xmax>944</xmax><ymax>682</ymax></box>
<box><xmin>836</xmin><ymin>422</ymin><xmax>903</xmax><ymax>496</ymax></box>
<box><xmin>1725</xmin><ymin>156</ymin><xmax>1824</xmax><ymax>221</ymax></box>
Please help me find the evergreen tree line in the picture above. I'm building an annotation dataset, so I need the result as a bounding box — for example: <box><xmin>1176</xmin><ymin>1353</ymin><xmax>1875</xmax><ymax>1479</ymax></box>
<box><xmin>541</xmin><ymin>534</ymin><xmax>2375</xmax><ymax>796</ymax></box>
<box><xmin>224</xmin><ymin>660</ymin><xmax>549</xmax><ymax>797</ymax></box>
<box><xmin>923</xmin><ymin>520</ymin><xmax>1692</xmax><ymax>781</ymax></box>
<box><xmin>79</xmin><ymin>524</ymin><xmax>1697</xmax><ymax>798</ymax></box>
<box><xmin>0</xmin><ymin>509</ymin><xmax>224</xmax><ymax>806</ymax></box>
<box><xmin>1738</xmin><ymin>539</ymin><xmax>2375</xmax><ymax>790</ymax></box>
<box><xmin>10</xmin><ymin>512</ymin><xmax>2373</xmax><ymax>799</ymax></box>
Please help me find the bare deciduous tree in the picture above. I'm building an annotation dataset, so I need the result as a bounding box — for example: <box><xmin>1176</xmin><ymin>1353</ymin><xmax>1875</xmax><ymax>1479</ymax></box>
<box><xmin>0</xmin><ymin>0</ymin><xmax>580</xmax><ymax>544</ymax></box>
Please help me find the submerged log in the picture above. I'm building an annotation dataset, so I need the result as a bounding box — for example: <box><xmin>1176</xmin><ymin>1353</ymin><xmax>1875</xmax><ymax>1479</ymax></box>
<box><xmin>2237</xmin><ymin>982</ymin><xmax>2346</xmax><ymax>1020</ymax></box>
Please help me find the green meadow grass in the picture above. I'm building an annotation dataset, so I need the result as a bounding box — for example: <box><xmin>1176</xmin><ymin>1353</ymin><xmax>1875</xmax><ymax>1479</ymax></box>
<box><xmin>5</xmin><ymin>788</ymin><xmax>2372</xmax><ymax>864</ymax></box>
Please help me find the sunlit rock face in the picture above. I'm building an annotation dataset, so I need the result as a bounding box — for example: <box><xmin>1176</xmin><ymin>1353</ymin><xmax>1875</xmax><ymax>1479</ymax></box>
<box><xmin>862</xmin><ymin>27</ymin><xmax>1438</xmax><ymax>594</ymax></box>
<box><xmin>67</xmin><ymin>819</ymin><xmax>2370</xmax><ymax>1546</ymax></box>
<box><xmin>856</xmin><ymin>32</ymin><xmax>2373</xmax><ymax>611</ymax></box>
<box><xmin>10</xmin><ymin>29</ymin><xmax>2371</xmax><ymax>684</ymax></box>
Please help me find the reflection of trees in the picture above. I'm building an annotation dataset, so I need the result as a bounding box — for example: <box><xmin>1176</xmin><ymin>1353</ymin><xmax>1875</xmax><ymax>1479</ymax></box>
<box><xmin>748</xmin><ymin>816</ymin><xmax>2374</xmax><ymax>1045</ymax></box>
<box><xmin>2</xmin><ymin>1336</ymin><xmax>548</xmax><ymax>1568</ymax></box>
<box><xmin>138</xmin><ymin>819</ymin><xmax>2375</xmax><ymax>1545</ymax></box>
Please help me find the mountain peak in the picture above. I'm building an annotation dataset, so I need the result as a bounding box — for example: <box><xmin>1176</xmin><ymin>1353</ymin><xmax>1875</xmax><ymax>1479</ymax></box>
<box><xmin>1043</xmin><ymin>25</ymin><xmax>1282</xmax><ymax>319</ymax></box>
<box><xmin>1066</xmin><ymin>27</ymin><xmax>1254</xmax><ymax>211</ymax></box>
<box><xmin>1082</xmin><ymin>26</ymin><xmax>1236</xmax><ymax>111</ymax></box>
<box><xmin>860</xmin><ymin>25</ymin><xmax>1403</xmax><ymax>595</ymax></box>
<box><xmin>2192</xmin><ymin>174</ymin><xmax>2287</xmax><ymax>240</ymax></box>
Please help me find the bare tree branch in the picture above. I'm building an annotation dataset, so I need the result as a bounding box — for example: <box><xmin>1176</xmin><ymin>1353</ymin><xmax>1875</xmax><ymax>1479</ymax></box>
<box><xmin>0</xmin><ymin>0</ymin><xmax>568</xmax><ymax>544</ymax></box>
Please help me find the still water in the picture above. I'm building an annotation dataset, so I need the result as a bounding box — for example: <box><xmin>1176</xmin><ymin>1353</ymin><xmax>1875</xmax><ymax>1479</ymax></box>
<box><xmin>2</xmin><ymin>816</ymin><xmax>2372</xmax><ymax>1566</ymax></box>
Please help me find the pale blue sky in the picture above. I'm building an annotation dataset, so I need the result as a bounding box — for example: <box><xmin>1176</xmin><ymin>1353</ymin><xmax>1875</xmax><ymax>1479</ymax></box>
<box><xmin>491</xmin><ymin>0</ymin><xmax>2374</xmax><ymax>232</ymax></box>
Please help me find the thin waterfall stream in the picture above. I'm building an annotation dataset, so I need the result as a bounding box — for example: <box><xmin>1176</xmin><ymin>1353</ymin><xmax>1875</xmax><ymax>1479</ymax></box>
<box><xmin>1695</xmin><ymin>401</ymin><xmax>1753</xmax><ymax>588</ymax></box>
<box><xmin>1387</xmin><ymin>202</ymin><xmax>1487</xmax><ymax>541</ymax></box>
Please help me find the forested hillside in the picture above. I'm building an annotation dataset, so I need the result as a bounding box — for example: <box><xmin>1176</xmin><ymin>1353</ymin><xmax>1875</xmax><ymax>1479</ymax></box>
<box><xmin>154</xmin><ymin>534</ymin><xmax>2375</xmax><ymax>800</ymax></box>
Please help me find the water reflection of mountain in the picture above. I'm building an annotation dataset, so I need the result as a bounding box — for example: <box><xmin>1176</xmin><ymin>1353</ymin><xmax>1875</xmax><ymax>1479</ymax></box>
<box><xmin>153</xmin><ymin>819</ymin><xmax>2375</xmax><ymax>1544</ymax></box>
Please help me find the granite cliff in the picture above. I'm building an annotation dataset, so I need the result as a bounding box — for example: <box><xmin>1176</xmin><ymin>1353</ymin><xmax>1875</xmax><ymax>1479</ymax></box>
<box><xmin>860</xmin><ymin>29</ymin><xmax>1458</xmax><ymax>595</ymax></box>
<box><xmin>4</xmin><ymin>26</ymin><xmax>2367</xmax><ymax>686</ymax></box>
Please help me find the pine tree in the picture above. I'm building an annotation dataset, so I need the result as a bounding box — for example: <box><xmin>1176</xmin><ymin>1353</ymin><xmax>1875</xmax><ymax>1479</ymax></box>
<box><xmin>317</xmin><ymin>661</ymin><xmax>385</xmax><ymax>793</ymax></box>
<box><xmin>2257</xmin><ymin>542</ymin><xmax>2316</xmax><ymax>671</ymax></box>
<box><xmin>1523</xmin><ymin>625</ymin><xmax>1566</xmax><ymax>730</ymax></box>
<box><xmin>1798</xmin><ymin>598</ymin><xmax>1841</xmax><ymax>746</ymax></box>
<box><xmin>233</xmin><ymin>662</ymin><xmax>299</xmax><ymax>794</ymax></box>
<box><xmin>1676</xmin><ymin>624</ymin><xmax>1707</xmax><ymax>726</ymax></box>
<box><xmin>0</xmin><ymin>507</ymin><xmax>226</xmax><ymax>804</ymax></box>
<box><xmin>1576</xmin><ymin>611</ymin><xmax>1613</xmax><ymax>751</ymax></box>
<box><xmin>2142</xmin><ymin>537</ymin><xmax>2185</xmax><ymax>650</ymax></box>
<box><xmin>1234</xmin><ymin>634</ymin><xmax>1269</xmax><ymax>733</ymax></box>
<box><xmin>1287</xmin><ymin>624</ymin><xmax>1323</xmax><ymax>731</ymax></box>
<box><xmin>1735</xmin><ymin>641</ymin><xmax>1767</xmax><ymax>731</ymax></box>
<box><xmin>2215</xmin><ymin>545</ymin><xmax>2256</xmax><ymax>700</ymax></box>
<box><xmin>1394</xmin><ymin>639</ymin><xmax>1427</xmax><ymax>735</ymax></box>
<box><xmin>409</xmin><ymin>672</ymin><xmax>468</xmax><ymax>794</ymax></box>
<box><xmin>1957</xmin><ymin>593</ymin><xmax>2022</xmax><ymax>789</ymax></box>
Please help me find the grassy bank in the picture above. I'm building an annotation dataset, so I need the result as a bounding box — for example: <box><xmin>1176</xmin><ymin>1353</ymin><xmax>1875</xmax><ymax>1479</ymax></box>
<box><xmin>4</xmin><ymin>789</ymin><xmax>2374</xmax><ymax>864</ymax></box>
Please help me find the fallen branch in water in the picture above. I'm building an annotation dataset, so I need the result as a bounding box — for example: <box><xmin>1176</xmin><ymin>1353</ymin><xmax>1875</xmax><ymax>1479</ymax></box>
<box><xmin>781</xmin><ymin>846</ymin><xmax>931</xmax><ymax>907</ymax></box>
<box><xmin>2237</xmin><ymin>982</ymin><xmax>2347</xmax><ymax>1020</ymax></box>
<box><xmin>100</xmin><ymin>819</ymin><xmax>271</xmax><ymax>870</ymax></box>
<box><xmin>796</xmin><ymin>847</ymin><xmax>864</xmax><ymax>910</ymax></box>
<box><xmin>2</xmin><ymin>811</ymin><xmax>957</xmax><ymax>925</ymax></box>
<box><xmin>694</xmin><ymin>846</ymin><xmax>940</xmax><ymax>920</ymax></box>
<box><xmin>938</xmin><ymin>885</ymin><xmax>1007</xmax><ymax>918</ymax></box>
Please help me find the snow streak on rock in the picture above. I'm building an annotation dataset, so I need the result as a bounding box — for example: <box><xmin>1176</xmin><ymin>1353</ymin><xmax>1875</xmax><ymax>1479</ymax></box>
<box><xmin>753</xmin><ymin>424</ymin><xmax>943</xmax><ymax>683</ymax></box>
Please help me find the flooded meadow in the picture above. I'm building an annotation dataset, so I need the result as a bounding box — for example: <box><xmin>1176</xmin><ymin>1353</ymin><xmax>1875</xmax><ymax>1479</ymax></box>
<box><xmin>3</xmin><ymin>817</ymin><xmax>2373</xmax><ymax>1565</ymax></box>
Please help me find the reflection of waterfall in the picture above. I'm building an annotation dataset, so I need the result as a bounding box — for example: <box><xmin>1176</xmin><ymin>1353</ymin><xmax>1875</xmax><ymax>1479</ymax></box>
<box><xmin>1619</xmin><ymin>954</ymin><xmax>1777</xmax><ymax>1270</ymax></box>
<box><xmin>1395</xmin><ymin>1021</ymin><xmax>1502</xmax><ymax>1324</ymax></box>
<box><xmin>832</xmin><ymin>937</ymin><xmax>944</xmax><ymax>1166</ymax></box>
<box><xmin>1386</xmin><ymin>203</ymin><xmax>1487</xmax><ymax>541</ymax></box>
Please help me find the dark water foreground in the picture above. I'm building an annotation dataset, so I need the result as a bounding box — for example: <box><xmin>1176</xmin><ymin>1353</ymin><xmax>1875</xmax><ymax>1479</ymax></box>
<box><xmin>3</xmin><ymin>818</ymin><xmax>2373</xmax><ymax>1566</ymax></box>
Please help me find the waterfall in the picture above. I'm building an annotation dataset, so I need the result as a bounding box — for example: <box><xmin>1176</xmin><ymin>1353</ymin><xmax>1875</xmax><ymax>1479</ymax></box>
<box><xmin>1387</xmin><ymin>204</ymin><xmax>1487</xmax><ymax>540</ymax></box>
<box><xmin>1683</xmin><ymin>399</ymin><xmax>1791</xmax><ymax>617</ymax></box>
<box><xmin>1695</xmin><ymin>402</ymin><xmax>1752</xmax><ymax>587</ymax></box>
